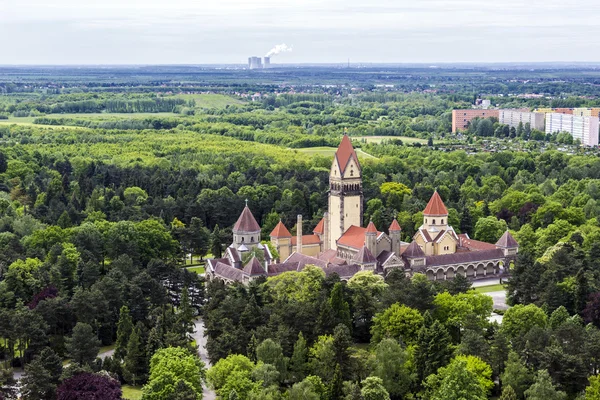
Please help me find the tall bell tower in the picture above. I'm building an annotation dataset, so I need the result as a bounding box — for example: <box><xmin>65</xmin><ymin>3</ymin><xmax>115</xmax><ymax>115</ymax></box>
<box><xmin>328</xmin><ymin>134</ymin><xmax>363</xmax><ymax>250</ymax></box>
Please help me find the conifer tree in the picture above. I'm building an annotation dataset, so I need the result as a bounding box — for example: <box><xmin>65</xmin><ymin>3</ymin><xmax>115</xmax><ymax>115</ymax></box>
<box><xmin>500</xmin><ymin>385</ymin><xmax>518</xmax><ymax>400</ymax></box>
<box><xmin>328</xmin><ymin>364</ymin><xmax>344</xmax><ymax>400</ymax></box>
<box><xmin>176</xmin><ymin>287</ymin><xmax>195</xmax><ymax>339</ymax></box>
<box><xmin>66</xmin><ymin>322</ymin><xmax>100</xmax><ymax>366</ymax></box>
<box><xmin>115</xmin><ymin>305</ymin><xmax>133</xmax><ymax>360</ymax></box>
<box><xmin>38</xmin><ymin>347</ymin><xmax>63</xmax><ymax>384</ymax></box>
<box><xmin>21</xmin><ymin>357</ymin><xmax>55</xmax><ymax>400</ymax></box>
<box><xmin>290</xmin><ymin>332</ymin><xmax>308</xmax><ymax>383</ymax></box>
<box><xmin>414</xmin><ymin>314</ymin><xmax>453</xmax><ymax>384</ymax></box>
<box><xmin>329</xmin><ymin>283</ymin><xmax>352</xmax><ymax>330</ymax></box>
<box><xmin>123</xmin><ymin>322</ymin><xmax>147</xmax><ymax>386</ymax></box>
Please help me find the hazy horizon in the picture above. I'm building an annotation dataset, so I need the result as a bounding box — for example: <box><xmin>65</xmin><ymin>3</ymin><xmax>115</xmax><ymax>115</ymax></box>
<box><xmin>2</xmin><ymin>0</ymin><xmax>600</xmax><ymax>65</ymax></box>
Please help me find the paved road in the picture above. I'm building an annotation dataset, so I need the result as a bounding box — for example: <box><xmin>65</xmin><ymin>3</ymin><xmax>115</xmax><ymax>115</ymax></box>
<box><xmin>193</xmin><ymin>318</ymin><xmax>216</xmax><ymax>400</ymax></box>
<box><xmin>472</xmin><ymin>277</ymin><xmax>504</xmax><ymax>287</ymax></box>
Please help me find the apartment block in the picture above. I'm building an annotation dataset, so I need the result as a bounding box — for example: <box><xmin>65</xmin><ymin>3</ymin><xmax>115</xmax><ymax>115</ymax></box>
<box><xmin>545</xmin><ymin>113</ymin><xmax>599</xmax><ymax>146</ymax></box>
<box><xmin>573</xmin><ymin>108</ymin><xmax>600</xmax><ymax>118</ymax></box>
<box><xmin>452</xmin><ymin>109</ymin><xmax>500</xmax><ymax>132</ymax></box>
<box><xmin>498</xmin><ymin>109</ymin><xmax>545</xmax><ymax>131</ymax></box>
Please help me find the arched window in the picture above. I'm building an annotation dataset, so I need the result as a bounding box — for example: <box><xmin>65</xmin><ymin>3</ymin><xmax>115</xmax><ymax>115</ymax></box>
<box><xmin>241</xmin><ymin>237</ymin><xmax>245</xmax><ymax>243</ymax></box>
<box><xmin>251</xmin><ymin>237</ymin><xmax>254</xmax><ymax>242</ymax></box>
<box><xmin>425</xmin><ymin>219</ymin><xmax>428</xmax><ymax>224</ymax></box>
<box><xmin>441</xmin><ymin>219</ymin><xmax>444</xmax><ymax>224</ymax></box>
<box><xmin>432</xmin><ymin>219</ymin><xmax>436</xmax><ymax>225</ymax></box>
<box><xmin>350</xmin><ymin>169</ymin><xmax>354</xmax><ymax>176</ymax></box>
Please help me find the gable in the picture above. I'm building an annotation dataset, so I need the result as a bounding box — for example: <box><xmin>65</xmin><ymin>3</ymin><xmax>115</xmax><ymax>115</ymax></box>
<box><xmin>342</xmin><ymin>158</ymin><xmax>361</xmax><ymax>179</ymax></box>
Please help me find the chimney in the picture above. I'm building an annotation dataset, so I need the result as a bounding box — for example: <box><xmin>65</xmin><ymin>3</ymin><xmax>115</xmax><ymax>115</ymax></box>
<box><xmin>297</xmin><ymin>215</ymin><xmax>303</xmax><ymax>254</ymax></box>
<box><xmin>264</xmin><ymin>260</ymin><xmax>269</xmax><ymax>275</ymax></box>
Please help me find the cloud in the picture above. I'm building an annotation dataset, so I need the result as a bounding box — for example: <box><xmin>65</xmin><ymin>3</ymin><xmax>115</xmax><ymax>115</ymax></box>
<box><xmin>1</xmin><ymin>0</ymin><xmax>600</xmax><ymax>63</ymax></box>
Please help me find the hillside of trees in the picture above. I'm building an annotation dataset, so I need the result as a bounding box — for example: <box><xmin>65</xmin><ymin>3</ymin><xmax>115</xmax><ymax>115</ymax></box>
<box><xmin>2</xmin><ymin>67</ymin><xmax>600</xmax><ymax>398</ymax></box>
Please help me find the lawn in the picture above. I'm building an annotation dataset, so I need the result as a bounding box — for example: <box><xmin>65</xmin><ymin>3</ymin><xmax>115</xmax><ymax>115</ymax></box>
<box><xmin>294</xmin><ymin>147</ymin><xmax>377</xmax><ymax>159</ymax></box>
<box><xmin>187</xmin><ymin>266</ymin><xmax>205</xmax><ymax>274</ymax></box>
<box><xmin>122</xmin><ymin>385</ymin><xmax>143</xmax><ymax>400</ymax></box>
<box><xmin>353</xmin><ymin>135</ymin><xmax>428</xmax><ymax>144</ymax></box>
<box><xmin>474</xmin><ymin>283</ymin><xmax>506</xmax><ymax>293</ymax></box>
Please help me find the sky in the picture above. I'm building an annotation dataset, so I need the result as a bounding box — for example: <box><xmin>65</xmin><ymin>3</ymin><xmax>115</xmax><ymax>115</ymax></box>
<box><xmin>2</xmin><ymin>0</ymin><xmax>600</xmax><ymax>64</ymax></box>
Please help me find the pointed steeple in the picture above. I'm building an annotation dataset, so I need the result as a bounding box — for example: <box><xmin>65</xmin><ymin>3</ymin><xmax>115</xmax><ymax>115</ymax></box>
<box><xmin>423</xmin><ymin>190</ymin><xmax>448</xmax><ymax>216</ymax></box>
<box><xmin>334</xmin><ymin>134</ymin><xmax>360</xmax><ymax>175</ymax></box>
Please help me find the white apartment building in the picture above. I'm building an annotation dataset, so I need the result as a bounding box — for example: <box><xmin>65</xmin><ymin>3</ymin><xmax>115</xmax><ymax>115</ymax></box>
<box><xmin>545</xmin><ymin>113</ymin><xmax>600</xmax><ymax>146</ymax></box>
<box><xmin>498</xmin><ymin>110</ymin><xmax>545</xmax><ymax>131</ymax></box>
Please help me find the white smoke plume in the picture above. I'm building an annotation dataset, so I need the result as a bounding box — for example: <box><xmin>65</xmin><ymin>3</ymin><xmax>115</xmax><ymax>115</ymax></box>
<box><xmin>266</xmin><ymin>43</ymin><xmax>292</xmax><ymax>58</ymax></box>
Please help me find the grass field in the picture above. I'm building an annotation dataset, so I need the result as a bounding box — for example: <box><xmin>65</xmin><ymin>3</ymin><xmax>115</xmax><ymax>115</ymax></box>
<box><xmin>122</xmin><ymin>385</ymin><xmax>143</xmax><ymax>400</ymax></box>
<box><xmin>0</xmin><ymin>112</ymin><xmax>180</xmax><ymax>127</ymax></box>
<box><xmin>187</xmin><ymin>266</ymin><xmax>205</xmax><ymax>274</ymax></box>
<box><xmin>294</xmin><ymin>147</ymin><xmax>377</xmax><ymax>159</ymax></box>
<box><xmin>474</xmin><ymin>284</ymin><xmax>506</xmax><ymax>293</ymax></box>
<box><xmin>175</xmin><ymin>93</ymin><xmax>245</xmax><ymax>108</ymax></box>
<box><xmin>353</xmin><ymin>135</ymin><xmax>428</xmax><ymax>144</ymax></box>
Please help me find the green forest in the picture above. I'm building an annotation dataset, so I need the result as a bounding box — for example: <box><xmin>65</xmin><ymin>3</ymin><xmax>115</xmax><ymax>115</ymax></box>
<box><xmin>2</xmin><ymin>66</ymin><xmax>600</xmax><ymax>399</ymax></box>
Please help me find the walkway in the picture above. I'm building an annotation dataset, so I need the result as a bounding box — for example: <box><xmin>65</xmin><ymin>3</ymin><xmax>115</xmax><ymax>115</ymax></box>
<box><xmin>193</xmin><ymin>318</ymin><xmax>216</xmax><ymax>400</ymax></box>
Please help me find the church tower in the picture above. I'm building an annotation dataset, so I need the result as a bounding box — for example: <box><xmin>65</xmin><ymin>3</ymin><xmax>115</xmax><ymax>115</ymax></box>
<box><xmin>328</xmin><ymin>134</ymin><xmax>363</xmax><ymax>250</ymax></box>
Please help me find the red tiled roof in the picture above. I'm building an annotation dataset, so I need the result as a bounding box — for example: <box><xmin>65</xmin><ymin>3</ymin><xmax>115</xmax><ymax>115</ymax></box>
<box><xmin>291</xmin><ymin>235</ymin><xmax>322</xmax><ymax>246</ymax></box>
<box><xmin>366</xmin><ymin>221</ymin><xmax>378</xmax><ymax>234</ymax></box>
<box><xmin>458</xmin><ymin>234</ymin><xmax>498</xmax><ymax>251</ymax></box>
<box><xmin>337</xmin><ymin>225</ymin><xmax>383</xmax><ymax>250</ymax></box>
<box><xmin>496</xmin><ymin>230</ymin><xmax>519</xmax><ymax>248</ymax></box>
<box><xmin>270</xmin><ymin>221</ymin><xmax>292</xmax><ymax>238</ymax></box>
<box><xmin>389</xmin><ymin>219</ymin><xmax>401</xmax><ymax>232</ymax></box>
<box><xmin>233</xmin><ymin>206</ymin><xmax>261</xmax><ymax>233</ymax></box>
<box><xmin>335</xmin><ymin>135</ymin><xmax>360</xmax><ymax>174</ymax></box>
<box><xmin>313</xmin><ymin>218</ymin><xmax>324</xmax><ymax>234</ymax></box>
<box><xmin>423</xmin><ymin>191</ymin><xmax>448</xmax><ymax>216</ymax></box>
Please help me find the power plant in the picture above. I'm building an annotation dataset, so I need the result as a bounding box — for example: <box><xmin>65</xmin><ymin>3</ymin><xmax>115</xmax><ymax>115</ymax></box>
<box><xmin>248</xmin><ymin>56</ymin><xmax>262</xmax><ymax>70</ymax></box>
<box><xmin>247</xmin><ymin>44</ymin><xmax>291</xmax><ymax>69</ymax></box>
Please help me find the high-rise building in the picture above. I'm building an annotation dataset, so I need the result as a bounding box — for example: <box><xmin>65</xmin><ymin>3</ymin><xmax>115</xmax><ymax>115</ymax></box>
<box><xmin>498</xmin><ymin>110</ymin><xmax>545</xmax><ymax>131</ymax></box>
<box><xmin>451</xmin><ymin>109</ymin><xmax>500</xmax><ymax>132</ymax></box>
<box><xmin>545</xmin><ymin>113</ymin><xmax>599</xmax><ymax>146</ymax></box>
<box><xmin>573</xmin><ymin>108</ymin><xmax>600</xmax><ymax>118</ymax></box>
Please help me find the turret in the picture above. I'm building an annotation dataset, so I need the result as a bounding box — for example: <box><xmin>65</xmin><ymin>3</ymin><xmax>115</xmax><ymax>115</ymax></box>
<box><xmin>232</xmin><ymin>201</ymin><xmax>261</xmax><ymax>250</ymax></box>
<box><xmin>389</xmin><ymin>219</ymin><xmax>402</xmax><ymax>256</ymax></box>
<box><xmin>365</xmin><ymin>220</ymin><xmax>378</xmax><ymax>256</ymax></box>
<box><xmin>422</xmin><ymin>190</ymin><xmax>449</xmax><ymax>232</ymax></box>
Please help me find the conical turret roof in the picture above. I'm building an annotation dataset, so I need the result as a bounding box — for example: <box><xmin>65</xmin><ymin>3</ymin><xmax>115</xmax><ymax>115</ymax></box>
<box><xmin>270</xmin><ymin>220</ymin><xmax>292</xmax><ymax>238</ymax></box>
<box><xmin>233</xmin><ymin>206</ymin><xmax>261</xmax><ymax>233</ymax></box>
<box><xmin>354</xmin><ymin>245</ymin><xmax>377</xmax><ymax>264</ymax></box>
<box><xmin>423</xmin><ymin>190</ymin><xmax>448</xmax><ymax>216</ymax></box>
<box><xmin>366</xmin><ymin>220</ymin><xmax>378</xmax><ymax>234</ymax></box>
<box><xmin>403</xmin><ymin>241</ymin><xmax>426</xmax><ymax>258</ymax></box>
<box><xmin>389</xmin><ymin>219</ymin><xmax>401</xmax><ymax>232</ymax></box>
<box><xmin>496</xmin><ymin>230</ymin><xmax>518</xmax><ymax>248</ymax></box>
